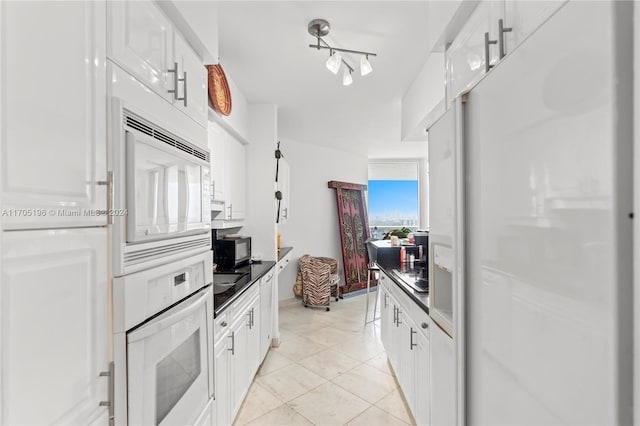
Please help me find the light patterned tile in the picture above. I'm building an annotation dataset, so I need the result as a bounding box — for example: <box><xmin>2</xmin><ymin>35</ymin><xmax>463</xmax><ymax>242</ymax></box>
<box><xmin>257</xmin><ymin>351</ymin><xmax>294</xmax><ymax>376</ymax></box>
<box><xmin>287</xmin><ymin>382</ymin><xmax>370</xmax><ymax>426</ymax></box>
<box><xmin>270</xmin><ymin>333</ymin><xmax>327</xmax><ymax>361</ymax></box>
<box><xmin>375</xmin><ymin>388</ymin><xmax>415</xmax><ymax>425</ymax></box>
<box><xmin>297</xmin><ymin>348</ymin><xmax>361</xmax><ymax>380</ymax></box>
<box><xmin>332</xmin><ymin>363</ymin><xmax>398</xmax><ymax>404</ymax></box>
<box><xmin>304</xmin><ymin>326</ymin><xmax>354</xmax><ymax>347</ymax></box>
<box><xmin>331</xmin><ymin>336</ymin><xmax>385</xmax><ymax>361</ymax></box>
<box><xmin>365</xmin><ymin>353</ymin><xmax>394</xmax><ymax>376</ymax></box>
<box><xmin>233</xmin><ymin>383</ymin><xmax>283</xmax><ymax>425</ymax></box>
<box><xmin>245</xmin><ymin>404</ymin><xmax>313</xmax><ymax>426</ymax></box>
<box><xmin>256</xmin><ymin>363</ymin><xmax>326</xmax><ymax>402</ymax></box>
<box><xmin>346</xmin><ymin>405</ymin><xmax>409</xmax><ymax>426</ymax></box>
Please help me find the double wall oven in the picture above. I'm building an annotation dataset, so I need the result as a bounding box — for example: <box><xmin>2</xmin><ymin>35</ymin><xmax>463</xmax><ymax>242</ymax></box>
<box><xmin>110</xmin><ymin>97</ymin><xmax>213</xmax><ymax>425</ymax></box>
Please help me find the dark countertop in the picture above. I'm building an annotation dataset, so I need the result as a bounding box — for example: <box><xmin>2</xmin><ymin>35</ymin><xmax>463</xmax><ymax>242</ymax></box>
<box><xmin>278</xmin><ymin>246</ymin><xmax>293</xmax><ymax>261</ymax></box>
<box><xmin>377</xmin><ymin>261</ymin><xmax>429</xmax><ymax>314</ymax></box>
<box><xmin>213</xmin><ymin>261</ymin><xmax>276</xmax><ymax>317</ymax></box>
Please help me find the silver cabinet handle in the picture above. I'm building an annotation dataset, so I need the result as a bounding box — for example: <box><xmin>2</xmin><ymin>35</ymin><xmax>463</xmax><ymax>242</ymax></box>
<box><xmin>393</xmin><ymin>305</ymin><xmax>397</xmax><ymax>324</ymax></box>
<box><xmin>228</xmin><ymin>331</ymin><xmax>235</xmax><ymax>355</ymax></box>
<box><xmin>246</xmin><ymin>310</ymin><xmax>252</xmax><ymax>328</ymax></box>
<box><xmin>168</xmin><ymin>62</ymin><xmax>180</xmax><ymax>99</ymax></box>
<box><xmin>181</xmin><ymin>71</ymin><xmax>188</xmax><ymax>107</ymax></box>
<box><xmin>484</xmin><ymin>32</ymin><xmax>497</xmax><ymax>72</ymax></box>
<box><xmin>410</xmin><ymin>328</ymin><xmax>417</xmax><ymax>350</ymax></box>
<box><xmin>282</xmin><ymin>207</ymin><xmax>288</xmax><ymax>219</ymax></box>
<box><xmin>227</xmin><ymin>204</ymin><xmax>233</xmax><ymax>220</ymax></box>
<box><xmin>221</xmin><ymin>321</ymin><xmax>227</xmax><ymax>327</ymax></box>
<box><xmin>396</xmin><ymin>309</ymin><xmax>402</xmax><ymax>327</ymax></box>
<box><xmin>384</xmin><ymin>293</ymin><xmax>389</xmax><ymax>308</ymax></box>
<box><xmin>251</xmin><ymin>308</ymin><xmax>255</xmax><ymax>328</ymax></box>
<box><xmin>98</xmin><ymin>362</ymin><xmax>114</xmax><ymax>425</ymax></box>
<box><xmin>498</xmin><ymin>19</ymin><xmax>512</xmax><ymax>59</ymax></box>
<box><xmin>96</xmin><ymin>171</ymin><xmax>114</xmax><ymax>225</ymax></box>
<box><xmin>421</xmin><ymin>322</ymin><xmax>428</xmax><ymax>329</ymax></box>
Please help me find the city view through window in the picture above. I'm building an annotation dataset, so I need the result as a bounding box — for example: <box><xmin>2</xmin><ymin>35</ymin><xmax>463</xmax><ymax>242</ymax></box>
<box><xmin>368</xmin><ymin>179</ymin><xmax>419</xmax><ymax>239</ymax></box>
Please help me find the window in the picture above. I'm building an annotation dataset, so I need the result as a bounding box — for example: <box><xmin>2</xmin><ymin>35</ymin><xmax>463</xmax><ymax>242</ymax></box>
<box><xmin>368</xmin><ymin>162</ymin><xmax>420</xmax><ymax>238</ymax></box>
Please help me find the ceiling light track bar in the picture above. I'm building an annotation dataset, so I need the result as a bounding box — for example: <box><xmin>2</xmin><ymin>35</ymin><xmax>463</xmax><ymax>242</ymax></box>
<box><xmin>309</xmin><ymin>39</ymin><xmax>377</xmax><ymax>58</ymax></box>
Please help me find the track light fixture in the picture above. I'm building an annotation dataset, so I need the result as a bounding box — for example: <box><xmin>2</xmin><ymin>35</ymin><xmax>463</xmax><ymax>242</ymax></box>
<box><xmin>307</xmin><ymin>18</ymin><xmax>377</xmax><ymax>85</ymax></box>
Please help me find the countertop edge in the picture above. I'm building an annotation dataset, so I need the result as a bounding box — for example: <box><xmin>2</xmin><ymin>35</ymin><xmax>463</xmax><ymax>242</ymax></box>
<box><xmin>214</xmin><ymin>261</ymin><xmax>277</xmax><ymax>317</ymax></box>
<box><xmin>378</xmin><ymin>264</ymin><xmax>429</xmax><ymax>315</ymax></box>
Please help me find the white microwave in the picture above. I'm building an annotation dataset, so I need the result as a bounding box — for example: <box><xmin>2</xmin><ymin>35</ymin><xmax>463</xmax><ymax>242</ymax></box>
<box><xmin>112</xmin><ymin>99</ymin><xmax>211</xmax><ymax>276</ymax></box>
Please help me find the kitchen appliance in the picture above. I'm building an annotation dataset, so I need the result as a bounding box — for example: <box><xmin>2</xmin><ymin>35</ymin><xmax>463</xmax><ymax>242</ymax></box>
<box><xmin>428</xmin><ymin>2</ymin><xmax>633</xmax><ymax>424</ymax></box>
<box><xmin>111</xmin><ymin>98</ymin><xmax>212</xmax><ymax>276</ymax></box>
<box><xmin>213</xmin><ymin>236</ymin><xmax>251</xmax><ymax>269</ymax></box>
<box><xmin>113</xmin><ymin>251</ymin><xmax>214</xmax><ymax>426</ymax></box>
<box><xmin>413</xmin><ymin>231</ymin><xmax>429</xmax><ymax>264</ymax></box>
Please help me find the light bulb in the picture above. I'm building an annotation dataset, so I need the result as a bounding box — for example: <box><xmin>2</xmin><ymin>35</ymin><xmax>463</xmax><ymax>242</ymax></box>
<box><xmin>360</xmin><ymin>55</ymin><xmax>372</xmax><ymax>76</ymax></box>
<box><xmin>343</xmin><ymin>68</ymin><xmax>353</xmax><ymax>86</ymax></box>
<box><xmin>326</xmin><ymin>51</ymin><xmax>342</xmax><ymax>74</ymax></box>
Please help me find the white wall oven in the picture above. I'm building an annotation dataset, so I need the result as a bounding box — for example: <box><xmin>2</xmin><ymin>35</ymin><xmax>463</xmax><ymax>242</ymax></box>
<box><xmin>111</xmin><ymin>98</ymin><xmax>211</xmax><ymax>276</ymax></box>
<box><xmin>113</xmin><ymin>251</ymin><xmax>214</xmax><ymax>425</ymax></box>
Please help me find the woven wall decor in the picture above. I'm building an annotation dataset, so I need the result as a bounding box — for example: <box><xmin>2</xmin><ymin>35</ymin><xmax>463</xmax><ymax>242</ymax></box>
<box><xmin>207</xmin><ymin>64</ymin><xmax>232</xmax><ymax>116</ymax></box>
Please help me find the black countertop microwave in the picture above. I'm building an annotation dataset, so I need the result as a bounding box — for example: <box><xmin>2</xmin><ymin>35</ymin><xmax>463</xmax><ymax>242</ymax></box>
<box><xmin>213</xmin><ymin>236</ymin><xmax>251</xmax><ymax>269</ymax></box>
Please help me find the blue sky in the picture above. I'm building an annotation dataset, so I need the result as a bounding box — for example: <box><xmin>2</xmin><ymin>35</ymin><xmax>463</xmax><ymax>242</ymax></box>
<box><xmin>368</xmin><ymin>180</ymin><xmax>419</xmax><ymax>217</ymax></box>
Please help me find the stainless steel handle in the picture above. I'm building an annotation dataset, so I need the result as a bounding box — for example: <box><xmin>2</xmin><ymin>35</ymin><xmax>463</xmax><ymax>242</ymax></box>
<box><xmin>247</xmin><ymin>310</ymin><xmax>252</xmax><ymax>328</ymax></box>
<box><xmin>410</xmin><ymin>328</ymin><xmax>417</xmax><ymax>350</ymax></box>
<box><xmin>384</xmin><ymin>293</ymin><xmax>388</xmax><ymax>308</ymax></box>
<box><xmin>168</xmin><ymin>62</ymin><xmax>180</xmax><ymax>98</ymax></box>
<box><xmin>421</xmin><ymin>322</ymin><xmax>428</xmax><ymax>329</ymax></box>
<box><xmin>228</xmin><ymin>331</ymin><xmax>235</xmax><ymax>355</ymax></box>
<box><xmin>181</xmin><ymin>71</ymin><xmax>187</xmax><ymax>107</ymax></box>
<box><xmin>484</xmin><ymin>32</ymin><xmax>497</xmax><ymax>72</ymax></box>
<box><xmin>251</xmin><ymin>308</ymin><xmax>255</xmax><ymax>328</ymax></box>
<box><xmin>228</xmin><ymin>204</ymin><xmax>233</xmax><ymax>219</ymax></box>
<box><xmin>396</xmin><ymin>309</ymin><xmax>402</xmax><ymax>327</ymax></box>
<box><xmin>282</xmin><ymin>207</ymin><xmax>288</xmax><ymax>219</ymax></box>
<box><xmin>498</xmin><ymin>19</ymin><xmax>512</xmax><ymax>59</ymax></box>
<box><xmin>221</xmin><ymin>321</ymin><xmax>227</xmax><ymax>327</ymax></box>
<box><xmin>393</xmin><ymin>305</ymin><xmax>397</xmax><ymax>324</ymax></box>
<box><xmin>98</xmin><ymin>362</ymin><xmax>114</xmax><ymax>425</ymax></box>
<box><xmin>96</xmin><ymin>171</ymin><xmax>114</xmax><ymax>225</ymax></box>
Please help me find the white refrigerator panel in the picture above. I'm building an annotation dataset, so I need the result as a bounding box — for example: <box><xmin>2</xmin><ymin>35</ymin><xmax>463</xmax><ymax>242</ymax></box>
<box><xmin>465</xmin><ymin>1</ymin><xmax>632</xmax><ymax>425</ymax></box>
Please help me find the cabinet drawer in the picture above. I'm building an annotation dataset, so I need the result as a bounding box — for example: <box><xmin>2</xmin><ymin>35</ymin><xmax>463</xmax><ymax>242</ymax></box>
<box><xmin>277</xmin><ymin>251</ymin><xmax>292</xmax><ymax>273</ymax></box>
<box><xmin>230</xmin><ymin>285</ymin><xmax>259</xmax><ymax>320</ymax></box>
<box><xmin>214</xmin><ymin>311</ymin><xmax>230</xmax><ymax>344</ymax></box>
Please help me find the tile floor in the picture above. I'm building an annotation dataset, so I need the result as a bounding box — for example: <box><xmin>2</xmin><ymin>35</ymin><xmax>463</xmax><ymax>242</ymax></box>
<box><xmin>233</xmin><ymin>294</ymin><xmax>416</xmax><ymax>426</ymax></box>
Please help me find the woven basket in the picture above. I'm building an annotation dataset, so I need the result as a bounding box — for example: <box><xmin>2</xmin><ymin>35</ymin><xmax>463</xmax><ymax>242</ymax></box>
<box><xmin>299</xmin><ymin>255</ymin><xmax>337</xmax><ymax>307</ymax></box>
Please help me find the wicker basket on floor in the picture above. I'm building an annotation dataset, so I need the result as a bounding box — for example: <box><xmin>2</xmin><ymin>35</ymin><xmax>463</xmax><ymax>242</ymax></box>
<box><xmin>299</xmin><ymin>255</ymin><xmax>339</xmax><ymax>310</ymax></box>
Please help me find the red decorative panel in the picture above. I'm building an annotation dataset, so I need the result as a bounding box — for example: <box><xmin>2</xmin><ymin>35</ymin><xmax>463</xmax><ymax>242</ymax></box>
<box><xmin>328</xmin><ymin>181</ymin><xmax>370</xmax><ymax>294</ymax></box>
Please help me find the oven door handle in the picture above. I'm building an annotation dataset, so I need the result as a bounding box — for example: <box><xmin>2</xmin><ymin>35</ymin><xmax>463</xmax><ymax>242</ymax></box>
<box><xmin>127</xmin><ymin>288</ymin><xmax>210</xmax><ymax>342</ymax></box>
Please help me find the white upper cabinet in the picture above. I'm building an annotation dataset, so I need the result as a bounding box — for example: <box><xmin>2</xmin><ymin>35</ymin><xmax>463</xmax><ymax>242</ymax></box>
<box><xmin>208</xmin><ymin>121</ymin><xmax>227</xmax><ymax>202</ymax></box>
<box><xmin>108</xmin><ymin>0</ymin><xmax>174</xmax><ymax>104</ymax></box>
<box><xmin>446</xmin><ymin>1</ymin><xmax>503</xmax><ymax>102</ymax></box>
<box><xmin>174</xmin><ymin>31</ymin><xmax>208</xmax><ymax>127</ymax></box>
<box><xmin>1</xmin><ymin>1</ymin><xmax>108</xmax><ymax>230</ymax></box>
<box><xmin>1</xmin><ymin>228</ymin><xmax>109</xmax><ymax>425</ymax></box>
<box><xmin>108</xmin><ymin>0</ymin><xmax>207</xmax><ymax>128</ymax></box>
<box><xmin>503</xmin><ymin>1</ymin><xmax>568</xmax><ymax>56</ymax></box>
<box><xmin>226</xmin><ymin>135</ymin><xmax>247</xmax><ymax>221</ymax></box>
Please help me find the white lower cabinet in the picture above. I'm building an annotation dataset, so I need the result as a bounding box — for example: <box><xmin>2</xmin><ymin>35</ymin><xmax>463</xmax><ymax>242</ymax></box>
<box><xmin>1</xmin><ymin>229</ymin><xmax>109</xmax><ymax>425</ymax></box>
<box><xmin>379</xmin><ymin>271</ymin><xmax>431</xmax><ymax>425</ymax></box>
<box><xmin>430</xmin><ymin>323</ymin><xmax>455</xmax><ymax>426</ymax></box>
<box><xmin>214</xmin><ymin>269</ymin><xmax>274</xmax><ymax>425</ymax></box>
<box><xmin>259</xmin><ymin>272</ymin><xmax>274</xmax><ymax>359</ymax></box>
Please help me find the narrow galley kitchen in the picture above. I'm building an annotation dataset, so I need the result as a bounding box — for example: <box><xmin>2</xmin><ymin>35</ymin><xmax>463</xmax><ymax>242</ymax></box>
<box><xmin>0</xmin><ymin>1</ymin><xmax>638</xmax><ymax>426</ymax></box>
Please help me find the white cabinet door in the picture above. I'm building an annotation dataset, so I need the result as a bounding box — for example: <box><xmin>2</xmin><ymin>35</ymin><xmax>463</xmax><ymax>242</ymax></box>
<box><xmin>1</xmin><ymin>1</ymin><xmax>108</xmax><ymax>230</ymax></box>
<box><xmin>226</xmin><ymin>136</ymin><xmax>246</xmax><ymax>221</ymax></box>
<box><xmin>260</xmin><ymin>273</ymin><xmax>274</xmax><ymax>360</ymax></box>
<box><xmin>414</xmin><ymin>329</ymin><xmax>430</xmax><ymax>426</ymax></box>
<box><xmin>247</xmin><ymin>297</ymin><xmax>261</xmax><ymax>378</ymax></box>
<box><xmin>1</xmin><ymin>228</ymin><xmax>109</xmax><ymax>425</ymax></box>
<box><xmin>430</xmin><ymin>323</ymin><xmax>455</xmax><ymax>426</ymax></box>
<box><xmin>174</xmin><ymin>32</ymin><xmax>207</xmax><ymax>127</ymax></box>
<box><xmin>445</xmin><ymin>1</ymin><xmax>504</xmax><ymax>103</ymax></box>
<box><xmin>208</xmin><ymin>121</ymin><xmax>227</xmax><ymax>202</ymax></box>
<box><xmin>107</xmin><ymin>0</ymin><xmax>174</xmax><ymax>103</ymax></box>
<box><xmin>428</xmin><ymin>107</ymin><xmax>455</xmax><ymax>244</ymax></box>
<box><xmin>214</xmin><ymin>335</ymin><xmax>230</xmax><ymax>426</ymax></box>
<box><xmin>503</xmin><ymin>1</ymin><xmax>567</xmax><ymax>56</ymax></box>
<box><xmin>276</xmin><ymin>158</ymin><xmax>290</xmax><ymax>223</ymax></box>
<box><xmin>229</xmin><ymin>312</ymin><xmax>249</xmax><ymax>419</ymax></box>
<box><xmin>398</xmin><ymin>318</ymin><xmax>415</xmax><ymax>413</ymax></box>
<box><xmin>380</xmin><ymin>286</ymin><xmax>392</xmax><ymax>353</ymax></box>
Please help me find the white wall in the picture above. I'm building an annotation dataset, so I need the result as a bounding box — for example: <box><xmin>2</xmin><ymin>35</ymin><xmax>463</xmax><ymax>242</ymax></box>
<box><xmin>276</xmin><ymin>140</ymin><xmax>368</xmax><ymax>301</ymax></box>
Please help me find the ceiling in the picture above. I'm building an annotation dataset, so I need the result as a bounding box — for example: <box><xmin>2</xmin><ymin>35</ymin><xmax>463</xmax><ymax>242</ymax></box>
<box><xmin>217</xmin><ymin>1</ymin><xmax>445</xmax><ymax>158</ymax></box>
